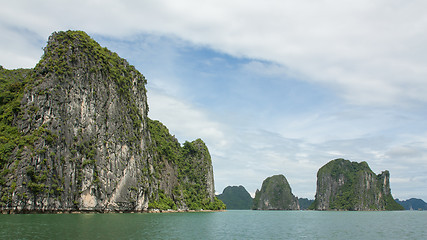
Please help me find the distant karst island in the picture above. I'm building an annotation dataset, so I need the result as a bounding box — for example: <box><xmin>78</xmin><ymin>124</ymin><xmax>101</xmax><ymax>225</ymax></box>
<box><xmin>395</xmin><ymin>198</ymin><xmax>427</xmax><ymax>210</ymax></box>
<box><xmin>309</xmin><ymin>159</ymin><xmax>403</xmax><ymax>210</ymax></box>
<box><xmin>219</xmin><ymin>159</ymin><xmax>405</xmax><ymax>211</ymax></box>
<box><xmin>252</xmin><ymin>174</ymin><xmax>300</xmax><ymax>210</ymax></box>
<box><xmin>216</xmin><ymin>185</ymin><xmax>253</xmax><ymax>210</ymax></box>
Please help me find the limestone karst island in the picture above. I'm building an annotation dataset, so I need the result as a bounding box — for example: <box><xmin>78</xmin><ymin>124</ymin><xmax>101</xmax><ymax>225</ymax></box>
<box><xmin>252</xmin><ymin>174</ymin><xmax>300</xmax><ymax>210</ymax></box>
<box><xmin>310</xmin><ymin>159</ymin><xmax>403</xmax><ymax>211</ymax></box>
<box><xmin>0</xmin><ymin>31</ymin><xmax>225</xmax><ymax>213</ymax></box>
<box><xmin>217</xmin><ymin>159</ymin><xmax>403</xmax><ymax>211</ymax></box>
<box><xmin>0</xmin><ymin>31</ymin><xmax>405</xmax><ymax>213</ymax></box>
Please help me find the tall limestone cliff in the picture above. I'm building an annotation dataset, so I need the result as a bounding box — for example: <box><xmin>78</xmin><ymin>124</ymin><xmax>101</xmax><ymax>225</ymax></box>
<box><xmin>0</xmin><ymin>30</ymin><xmax>224</xmax><ymax>213</ymax></box>
<box><xmin>310</xmin><ymin>158</ymin><xmax>403</xmax><ymax>211</ymax></box>
<box><xmin>252</xmin><ymin>174</ymin><xmax>299</xmax><ymax>210</ymax></box>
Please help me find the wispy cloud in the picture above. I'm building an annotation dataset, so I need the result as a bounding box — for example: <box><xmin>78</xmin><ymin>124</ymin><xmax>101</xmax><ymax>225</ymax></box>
<box><xmin>147</xmin><ymin>89</ymin><xmax>228</xmax><ymax>149</ymax></box>
<box><xmin>3</xmin><ymin>1</ymin><xmax>427</xmax><ymax>106</ymax></box>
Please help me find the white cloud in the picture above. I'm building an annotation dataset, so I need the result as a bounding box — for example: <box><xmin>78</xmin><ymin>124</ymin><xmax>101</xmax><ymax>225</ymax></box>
<box><xmin>0</xmin><ymin>24</ymin><xmax>44</xmax><ymax>68</ymax></box>
<box><xmin>3</xmin><ymin>0</ymin><xmax>427</xmax><ymax>106</ymax></box>
<box><xmin>2</xmin><ymin>0</ymin><xmax>427</xmax><ymax>105</ymax></box>
<box><xmin>147</xmin><ymin>87</ymin><xmax>228</xmax><ymax>150</ymax></box>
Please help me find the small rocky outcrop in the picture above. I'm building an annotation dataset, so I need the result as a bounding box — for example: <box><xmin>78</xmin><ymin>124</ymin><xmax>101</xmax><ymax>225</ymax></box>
<box><xmin>252</xmin><ymin>174</ymin><xmax>299</xmax><ymax>210</ymax></box>
<box><xmin>310</xmin><ymin>158</ymin><xmax>403</xmax><ymax>211</ymax></box>
<box><xmin>217</xmin><ymin>185</ymin><xmax>253</xmax><ymax>209</ymax></box>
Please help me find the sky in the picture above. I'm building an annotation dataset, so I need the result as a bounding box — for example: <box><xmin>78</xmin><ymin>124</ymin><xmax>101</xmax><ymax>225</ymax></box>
<box><xmin>1</xmin><ymin>0</ymin><xmax>426</xmax><ymax>201</ymax></box>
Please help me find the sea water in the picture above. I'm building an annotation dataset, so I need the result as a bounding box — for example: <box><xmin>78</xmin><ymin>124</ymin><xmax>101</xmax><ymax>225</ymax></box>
<box><xmin>0</xmin><ymin>210</ymin><xmax>426</xmax><ymax>239</ymax></box>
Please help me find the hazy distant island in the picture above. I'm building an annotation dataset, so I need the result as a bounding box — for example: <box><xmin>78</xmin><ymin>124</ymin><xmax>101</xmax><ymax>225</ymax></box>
<box><xmin>217</xmin><ymin>184</ymin><xmax>316</xmax><ymax>210</ymax></box>
<box><xmin>298</xmin><ymin>198</ymin><xmax>314</xmax><ymax>210</ymax></box>
<box><xmin>395</xmin><ymin>198</ymin><xmax>427</xmax><ymax>210</ymax></box>
<box><xmin>216</xmin><ymin>185</ymin><xmax>253</xmax><ymax>210</ymax></box>
<box><xmin>0</xmin><ymin>30</ymin><xmax>225</xmax><ymax>213</ymax></box>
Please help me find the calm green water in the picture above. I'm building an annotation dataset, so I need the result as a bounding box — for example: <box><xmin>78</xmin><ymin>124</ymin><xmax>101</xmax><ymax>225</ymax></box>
<box><xmin>0</xmin><ymin>210</ymin><xmax>426</xmax><ymax>239</ymax></box>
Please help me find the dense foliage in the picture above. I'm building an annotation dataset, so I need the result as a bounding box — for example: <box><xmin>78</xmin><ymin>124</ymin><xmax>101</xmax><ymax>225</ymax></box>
<box><xmin>0</xmin><ymin>68</ymin><xmax>63</xmax><ymax>206</ymax></box>
<box><xmin>148</xmin><ymin>119</ymin><xmax>225</xmax><ymax>210</ymax></box>
<box><xmin>384</xmin><ymin>193</ymin><xmax>404</xmax><ymax>210</ymax></box>
<box><xmin>0</xmin><ymin>67</ymin><xmax>35</xmax><ymax>205</ymax></box>
<box><xmin>0</xmin><ymin>67</ymin><xmax>30</xmax><ymax>166</ymax></box>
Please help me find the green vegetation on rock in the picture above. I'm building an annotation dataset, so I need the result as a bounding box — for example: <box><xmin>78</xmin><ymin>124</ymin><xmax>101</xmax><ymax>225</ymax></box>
<box><xmin>217</xmin><ymin>185</ymin><xmax>253</xmax><ymax>209</ymax></box>
<box><xmin>252</xmin><ymin>174</ymin><xmax>299</xmax><ymax>210</ymax></box>
<box><xmin>310</xmin><ymin>158</ymin><xmax>403</xmax><ymax>211</ymax></box>
<box><xmin>0</xmin><ymin>67</ymin><xmax>37</xmax><ymax>206</ymax></box>
<box><xmin>147</xmin><ymin>119</ymin><xmax>225</xmax><ymax>210</ymax></box>
<box><xmin>36</xmin><ymin>30</ymin><xmax>146</xmax><ymax>133</ymax></box>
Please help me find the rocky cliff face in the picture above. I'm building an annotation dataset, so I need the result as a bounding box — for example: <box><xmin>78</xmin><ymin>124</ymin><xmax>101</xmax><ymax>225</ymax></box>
<box><xmin>0</xmin><ymin>31</ymin><xmax>223</xmax><ymax>213</ymax></box>
<box><xmin>252</xmin><ymin>174</ymin><xmax>299</xmax><ymax>210</ymax></box>
<box><xmin>311</xmin><ymin>158</ymin><xmax>403</xmax><ymax>211</ymax></box>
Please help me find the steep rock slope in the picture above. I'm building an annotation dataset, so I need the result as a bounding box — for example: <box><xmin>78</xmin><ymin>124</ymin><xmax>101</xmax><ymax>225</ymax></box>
<box><xmin>252</xmin><ymin>174</ymin><xmax>299</xmax><ymax>210</ymax></box>
<box><xmin>147</xmin><ymin>119</ymin><xmax>224</xmax><ymax>210</ymax></box>
<box><xmin>217</xmin><ymin>185</ymin><xmax>253</xmax><ymax>209</ymax></box>
<box><xmin>310</xmin><ymin>158</ymin><xmax>403</xmax><ymax>211</ymax></box>
<box><xmin>0</xmin><ymin>31</ymin><xmax>224</xmax><ymax>213</ymax></box>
